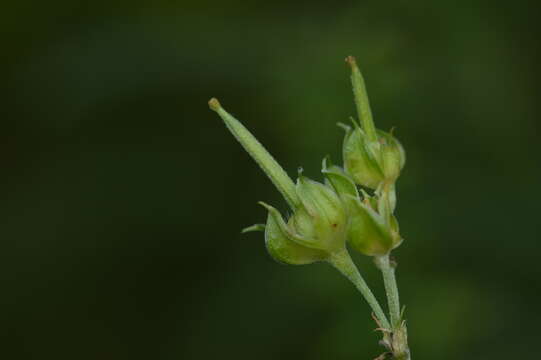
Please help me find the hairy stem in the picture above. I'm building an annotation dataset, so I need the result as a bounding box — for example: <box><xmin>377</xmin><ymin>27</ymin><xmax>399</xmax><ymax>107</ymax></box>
<box><xmin>375</xmin><ymin>254</ymin><xmax>411</xmax><ymax>360</ymax></box>
<box><xmin>328</xmin><ymin>248</ymin><xmax>391</xmax><ymax>330</ymax></box>
<box><xmin>375</xmin><ymin>254</ymin><xmax>401</xmax><ymax>328</ymax></box>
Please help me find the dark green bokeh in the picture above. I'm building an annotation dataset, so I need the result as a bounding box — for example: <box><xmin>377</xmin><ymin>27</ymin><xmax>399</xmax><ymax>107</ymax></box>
<box><xmin>2</xmin><ymin>1</ymin><xmax>540</xmax><ymax>359</ymax></box>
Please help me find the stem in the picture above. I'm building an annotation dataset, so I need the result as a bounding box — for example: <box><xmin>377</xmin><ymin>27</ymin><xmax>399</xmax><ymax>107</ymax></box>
<box><xmin>346</xmin><ymin>56</ymin><xmax>378</xmax><ymax>143</ymax></box>
<box><xmin>328</xmin><ymin>248</ymin><xmax>391</xmax><ymax>330</ymax></box>
<box><xmin>375</xmin><ymin>254</ymin><xmax>411</xmax><ymax>360</ymax></box>
<box><xmin>375</xmin><ymin>254</ymin><xmax>401</xmax><ymax>328</ymax></box>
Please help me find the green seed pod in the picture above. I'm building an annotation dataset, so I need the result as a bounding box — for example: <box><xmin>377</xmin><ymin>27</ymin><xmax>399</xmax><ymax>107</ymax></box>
<box><xmin>210</xmin><ymin>99</ymin><xmax>350</xmax><ymax>264</ymax></box>
<box><xmin>378</xmin><ymin>130</ymin><xmax>406</xmax><ymax>183</ymax></box>
<box><xmin>342</xmin><ymin>126</ymin><xmax>405</xmax><ymax>189</ymax></box>
<box><xmin>259</xmin><ymin>202</ymin><xmax>327</xmax><ymax>265</ymax></box>
<box><xmin>293</xmin><ymin>175</ymin><xmax>348</xmax><ymax>252</ymax></box>
<box><xmin>346</xmin><ymin>194</ymin><xmax>402</xmax><ymax>257</ymax></box>
<box><xmin>343</xmin><ymin>56</ymin><xmax>406</xmax><ymax>189</ymax></box>
<box><xmin>256</xmin><ymin>174</ymin><xmax>349</xmax><ymax>264</ymax></box>
<box><xmin>322</xmin><ymin>157</ymin><xmax>402</xmax><ymax>257</ymax></box>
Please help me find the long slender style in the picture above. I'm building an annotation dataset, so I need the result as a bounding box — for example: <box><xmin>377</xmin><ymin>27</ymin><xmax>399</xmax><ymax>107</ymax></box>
<box><xmin>346</xmin><ymin>56</ymin><xmax>377</xmax><ymax>143</ymax></box>
<box><xmin>209</xmin><ymin>98</ymin><xmax>300</xmax><ymax>209</ymax></box>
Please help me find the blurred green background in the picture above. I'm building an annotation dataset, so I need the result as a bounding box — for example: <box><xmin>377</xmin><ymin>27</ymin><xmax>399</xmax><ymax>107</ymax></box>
<box><xmin>2</xmin><ymin>1</ymin><xmax>540</xmax><ymax>359</ymax></box>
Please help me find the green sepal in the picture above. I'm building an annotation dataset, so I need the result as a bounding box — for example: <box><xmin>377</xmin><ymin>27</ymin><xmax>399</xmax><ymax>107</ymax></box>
<box><xmin>346</xmin><ymin>195</ymin><xmax>397</xmax><ymax>256</ymax></box>
<box><xmin>336</xmin><ymin>122</ymin><xmax>352</xmax><ymax>133</ymax></box>
<box><xmin>321</xmin><ymin>156</ymin><xmax>359</xmax><ymax>201</ymax></box>
<box><xmin>377</xmin><ymin>130</ymin><xmax>406</xmax><ymax>182</ymax></box>
<box><xmin>343</xmin><ymin>127</ymin><xmax>384</xmax><ymax>189</ymax></box>
<box><xmin>241</xmin><ymin>224</ymin><xmax>266</xmax><ymax>233</ymax></box>
<box><xmin>358</xmin><ymin>188</ymin><xmax>377</xmax><ymax>210</ymax></box>
<box><xmin>294</xmin><ymin>176</ymin><xmax>348</xmax><ymax>252</ymax></box>
<box><xmin>258</xmin><ymin>202</ymin><xmax>328</xmax><ymax>251</ymax></box>
<box><xmin>374</xmin><ymin>184</ymin><xmax>403</xmax><ymax>250</ymax></box>
<box><xmin>259</xmin><ymin>202</ymin><xmax>327</xmax><ymax>265</ymax></box>
<box><xmin>375</xmin><ymin>181</ymin><xmax>398</xmax><ymax>216</ymax></box>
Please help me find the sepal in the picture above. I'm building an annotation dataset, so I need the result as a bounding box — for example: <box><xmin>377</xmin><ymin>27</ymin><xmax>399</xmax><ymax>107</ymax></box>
<box><xmin>259</xmin><ymin>202</ymin><xmax>327</xmax><ymax>265</ymax></box>
<box><xmin>241</xmin><ymin>224</ymin><xmax>266</xmax><ymax>233</ymax></box>
<box><xmin>321</xmin><ymin>156</ymin><xmax>359</xmax><ymax>200</ymax></box>
<box><xmin>377</xmin><ymin>130</ymin><xmax>406</xmax><ymax>183</ymax></box>
<box><xmin>343</xmin><ymin>127</ymin><xmax>385</xmax><ymax>189</ymax></box>
<box><xmin>294</xmin><ymin>175</ymin><xmax>348</xmax><ymax>252</ymax></box>
<box><xmin>346</xmin><ymin>195</ymin><xmax>402</xmax><ymax>256</ymax></box>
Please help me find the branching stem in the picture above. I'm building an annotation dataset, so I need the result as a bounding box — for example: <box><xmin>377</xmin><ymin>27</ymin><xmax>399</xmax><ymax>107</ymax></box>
<box><xmin>329</xmin><ymin>248</ymin><xmax>391</xmax><ymax>330</ymax></box>
<box><xmin>375</xmin><ymin>254</ymin><xmax>411</xmax><ymax>360</ymax></box>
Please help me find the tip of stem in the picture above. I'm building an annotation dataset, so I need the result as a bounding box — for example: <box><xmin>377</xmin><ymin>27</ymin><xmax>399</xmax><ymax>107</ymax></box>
<box><xmin>208</xmin><ymin>97</ymin><xmax>222</xmax><ymax>112</ymax></box>
<box><xmin>345</xmin><ymin>55</ymin><xmax>357</xmax><ymax>68</ymax></box>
